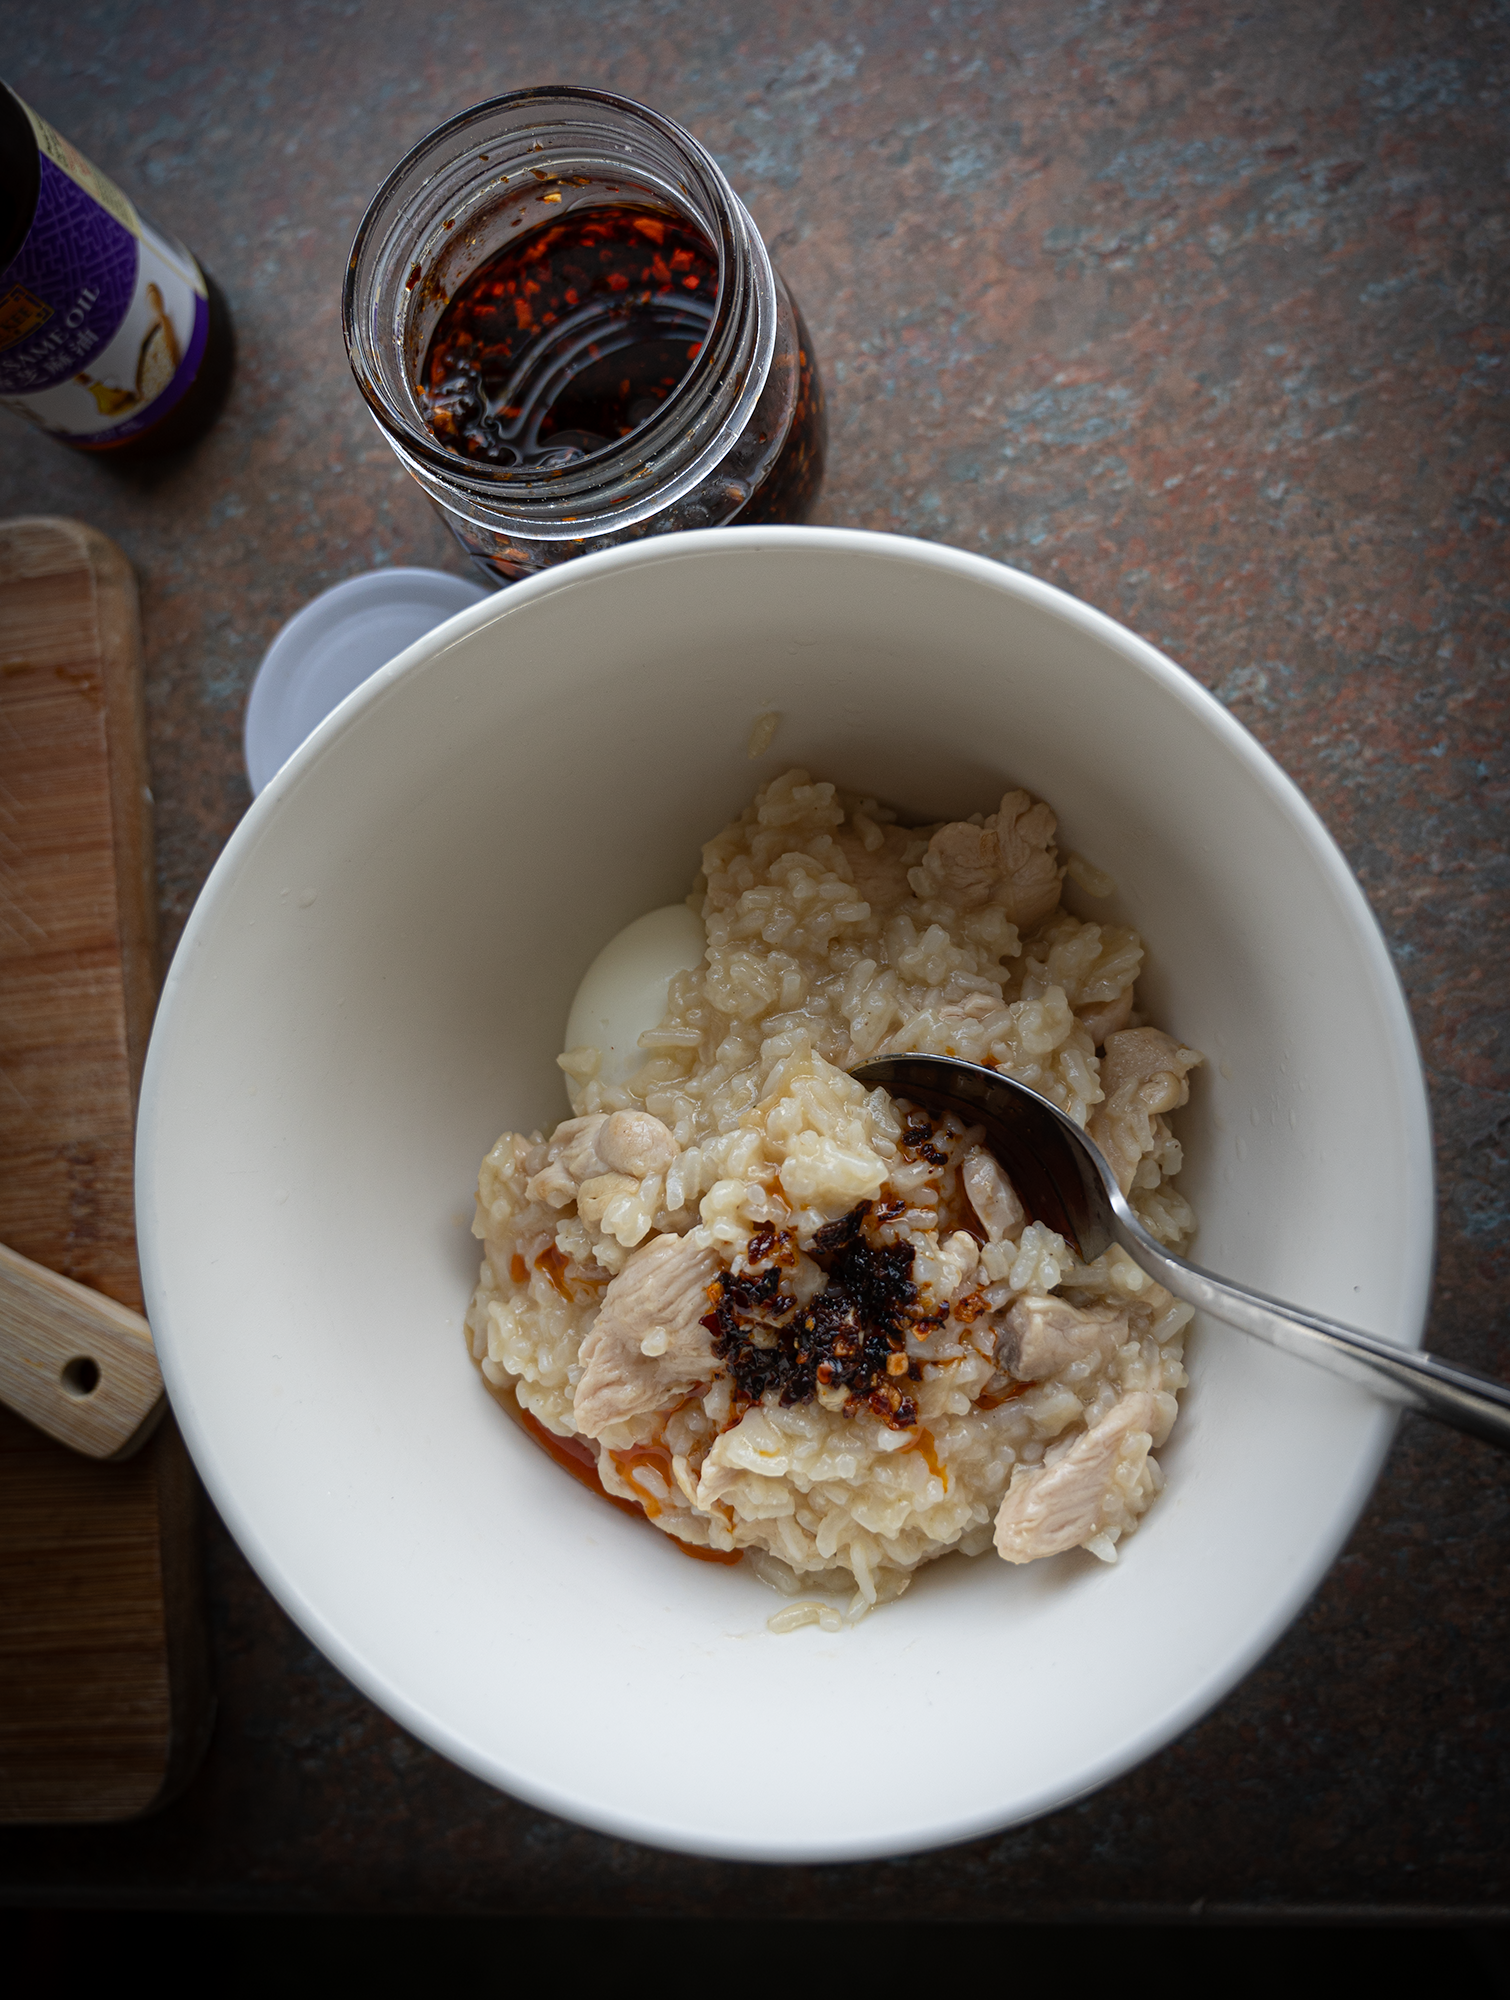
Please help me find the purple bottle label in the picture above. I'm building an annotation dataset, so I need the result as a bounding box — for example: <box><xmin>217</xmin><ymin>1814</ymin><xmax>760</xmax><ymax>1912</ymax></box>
<box><xmin>0</xmin><ymin>98</ymin><xmax>209</xmax><ymax>444</ymax></box>
<box><xmin>0</xmin><ymin>152</ymin><xmax>138</xmax><ymax>394</ymax></box>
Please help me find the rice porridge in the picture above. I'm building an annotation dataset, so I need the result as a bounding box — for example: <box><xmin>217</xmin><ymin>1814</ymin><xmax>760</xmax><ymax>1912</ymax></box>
<box><xmin>466</xmin><ymin>770</ymin><xmax>1202</xmax><ymax>1619</ymax></box>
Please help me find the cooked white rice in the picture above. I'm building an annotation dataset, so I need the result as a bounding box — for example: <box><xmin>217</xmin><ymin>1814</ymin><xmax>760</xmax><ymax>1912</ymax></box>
<box><xmin>465</xmin><ymin>770</ymin><xmax>1202</xmax><ymax>1616</ymax></box>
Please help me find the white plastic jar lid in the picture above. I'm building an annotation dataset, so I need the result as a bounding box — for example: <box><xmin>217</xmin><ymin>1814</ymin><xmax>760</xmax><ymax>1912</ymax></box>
<box><xmin>243</xmin><ymin>567</ymin><xmax>489</xmax><ymax>795</ymax></box>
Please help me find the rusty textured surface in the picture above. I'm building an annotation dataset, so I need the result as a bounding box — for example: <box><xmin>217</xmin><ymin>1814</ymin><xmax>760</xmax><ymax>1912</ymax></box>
<box><xmin>0</xmin><ymin>0</ymin><xmax>1505</xmax><ymax>1918</ymax></box>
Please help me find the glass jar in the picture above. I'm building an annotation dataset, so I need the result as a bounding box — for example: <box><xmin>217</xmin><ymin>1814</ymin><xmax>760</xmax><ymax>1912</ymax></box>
<box><xmin>343</xmin><ymin>87</ymin><xmax>825</xmax><ymax>586</ymax></box>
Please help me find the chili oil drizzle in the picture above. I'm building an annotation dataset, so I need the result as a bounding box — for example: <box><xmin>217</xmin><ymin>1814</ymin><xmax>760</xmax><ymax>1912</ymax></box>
<box><xmin>700</xmin><ymin>1200</ymin><xmax>947</xmax><ymax>1431</ymax></box>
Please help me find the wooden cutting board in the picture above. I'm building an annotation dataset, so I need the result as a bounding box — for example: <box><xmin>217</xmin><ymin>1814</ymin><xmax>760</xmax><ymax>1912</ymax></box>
<box><xmin>0</xmin><ymin>516</ymin><xmax>210</xmax><ymax>1822</ymax></box>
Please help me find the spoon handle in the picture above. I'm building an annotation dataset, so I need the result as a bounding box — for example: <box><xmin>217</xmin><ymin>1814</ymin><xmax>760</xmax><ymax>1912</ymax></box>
<box><xmin>1110</xmin><ymin>1211</ymin><xmax>1510</xmax><ymax>1453</ymax></box>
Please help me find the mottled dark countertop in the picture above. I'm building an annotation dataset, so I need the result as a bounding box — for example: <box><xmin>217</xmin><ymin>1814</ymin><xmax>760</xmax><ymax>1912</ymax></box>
<box><xmin>2</xmin><ymin>0</ymin><xmax>1505</xmax><ymax>1921</ymax></box>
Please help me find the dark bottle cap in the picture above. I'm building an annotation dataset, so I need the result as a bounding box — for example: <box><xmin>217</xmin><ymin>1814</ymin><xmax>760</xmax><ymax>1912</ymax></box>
<box><xmin>0</xmin><ymin>81</ymin><xmax>42</xmax><ymax>273</ymax></box>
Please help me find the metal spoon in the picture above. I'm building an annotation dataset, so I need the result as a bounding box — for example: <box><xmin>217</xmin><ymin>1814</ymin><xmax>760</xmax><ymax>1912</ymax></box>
<box><xmin>852</xmin><ymin>1053</ymin><xmax>1510</xmax><ymax>1452</ymax></box>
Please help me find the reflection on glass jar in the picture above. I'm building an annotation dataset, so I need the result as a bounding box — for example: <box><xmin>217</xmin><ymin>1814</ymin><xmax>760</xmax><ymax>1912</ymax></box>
<box><xmin>344</xmin><ymin>88</ymin><xmax>825</xmax><ymax>586</ymax></box>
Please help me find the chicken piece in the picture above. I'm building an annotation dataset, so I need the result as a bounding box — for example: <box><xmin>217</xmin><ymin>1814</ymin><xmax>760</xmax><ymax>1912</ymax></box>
<box><xmin>1075</xmin><ymin>986</ymin><xmax>1134</xmax><ymax>1048</ymax></box>
<box><xmin>523</xmin><ymin>1110</ymin><xmax>676</xmax><ymax>1210</ymax></box>
<box><xmin>961</xmin><ymin>1146</ymin><xmax>1027</xmax><ymax>1243</ymax></box>
<box><xmin>909</xmin><ymin>790</ymin><xmax>1062</xmax><ymax>928</ymax></box>
<box><xmin>522</xmin><ymin>1160</ymin><xmax>577</xmax><ymax>1208</ymax></box>
<box><xmin>833</xmin><ymin>821</ymin><xmax>919</xmax><ymax>909</ymax></box>
<box><xmin>999</xmin><ymin>1293</ymin><xmax>1130</xmax><ymax>1380</ymax></box>
<box><xmin>555</xmin><ymin>1115</ymin><xmax>610</xmax><ymax>1180</ymax></box>
<box><xmin>576</xmin><ymin>1173</ymin><xmax>641</xmax><ymax>1228</ymax></box>
<box><xmin>991</xmin><ymin>790</ymin><xmax>1063</xmax><ymax>930</ymax></box>
<box><xmin>524</xmin><ymin>1114</ymin><xmax>609</xmax><ymax>1207</ymax></box>
<box><xmin>573</xmin><ymin>1233</ymin><xmax>722</xmax><ymax>1437</ymax></box>
<box><xmin>1088</xmin><ymin>1028</ymin><xmax>1202</xmax><ymax>1194</ymax></box>
<box><xmin>993</xmin><ymin>1392</ymin><xmax>1156</xmax><ymax>1563</ymax></box>
<box><xmin>917</xmin><ymin>819</ymin><xmax>1000</xmax><ymax>909</ymax></box>
<box><xmin>596</xmin><ymin>1109</ymin><xmax>677</xmax><ymax>1178</ymax></box>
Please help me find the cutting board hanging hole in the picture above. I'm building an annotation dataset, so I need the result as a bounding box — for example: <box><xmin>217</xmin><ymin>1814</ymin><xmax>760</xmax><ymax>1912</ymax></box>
<box><xmin>61</xmin><ymin>1357</ymin><xmax>101</xmax><ymax>1399</ymax></box>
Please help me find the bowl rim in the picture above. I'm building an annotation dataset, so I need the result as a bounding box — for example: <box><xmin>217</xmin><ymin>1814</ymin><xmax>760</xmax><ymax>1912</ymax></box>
<box><xmin>138</xmin><ymin>525</ymin><xmax>1435</xmax><ymax>1859</ymax></box>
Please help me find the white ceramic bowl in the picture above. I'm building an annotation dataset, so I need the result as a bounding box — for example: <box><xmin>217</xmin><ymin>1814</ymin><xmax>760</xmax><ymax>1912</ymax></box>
<box><xmin>137</xmin><ymin>528</ymin><xmax>1433</xmax><ymax>1860</ymax></box>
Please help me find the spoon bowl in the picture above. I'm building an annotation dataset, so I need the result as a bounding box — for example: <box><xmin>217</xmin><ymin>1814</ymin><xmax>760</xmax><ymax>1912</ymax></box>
<box><xmin>854</xmin><ymin>1053</ymin><xmax>1510</xmax><ymax>1453</ymax></box>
